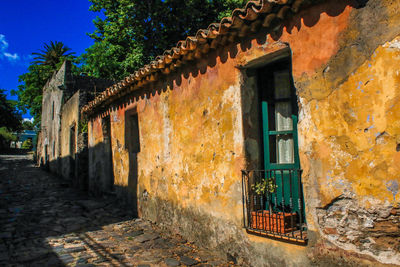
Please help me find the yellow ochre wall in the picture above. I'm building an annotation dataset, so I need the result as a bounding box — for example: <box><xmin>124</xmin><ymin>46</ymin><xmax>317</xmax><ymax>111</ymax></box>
<box><xmin>88</xmin><ymin>1</ymin><xmax>400</xmax><ymax>266</ymax></box>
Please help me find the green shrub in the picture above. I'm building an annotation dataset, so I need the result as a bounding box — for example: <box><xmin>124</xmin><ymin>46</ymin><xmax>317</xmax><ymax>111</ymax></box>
<box><xmin>21</xmin><ymin>139</ymin><xmax>33</xmax><ymax>150</ymax></box>
<box><xmin>0</xmin><ymin>127</ymin><xmax>16</xmax><ymax>142</ymax></box>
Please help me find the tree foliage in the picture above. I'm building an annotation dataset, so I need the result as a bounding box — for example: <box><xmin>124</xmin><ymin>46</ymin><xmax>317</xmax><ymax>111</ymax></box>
<box><xmin>22</xmin><ymin>120</ymin><xmax>35</xmax><ymax>131</ymax></box>
<box><xmin>13</xmin><ymin>64</ymin><xmax>53</xmax><ymax>126</ymax></box>
<box><xmin>21</xmin><ymin>139</ymin><xmax>33</xmax><ymax>150</ymax></box>
<box><xmin>0</xmin><ymin>89</ymin><xmax>21</xmax><ymax>131</ymax></box>
<box><xmin>13</xmin><ymin>41</ymin><xmax>76</xmax><ymax>126</ymax></box>
<box><xmin>13</xmin><ymin>2</ymin><xmax>247</xmax><ymax>124</ymax></box>
<box><xmin>32</xmin><ymin>41</ymin><xmax>75</xmax><ymax>69</ymax></box>
<box><xmin>81</xmin><ymin>0</ymin><xmax>247</xmax><ymax>80</ymax></box>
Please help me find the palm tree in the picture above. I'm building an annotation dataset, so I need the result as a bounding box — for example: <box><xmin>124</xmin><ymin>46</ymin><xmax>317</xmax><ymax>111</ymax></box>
<box><xmin>32</xmin><ymin>41</ymin><xmax>75</xmax><ymax>69</ymax></box>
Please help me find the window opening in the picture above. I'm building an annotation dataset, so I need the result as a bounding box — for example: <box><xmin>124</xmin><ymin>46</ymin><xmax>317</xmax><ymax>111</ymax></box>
<box><xmin>242</xmin><ymin>57</ymin><xmax>307</xmax><ymax>243</ymax></box>
<box><xmin>128</xmin><ymin>113</ymin><xmax>140</xmax><ymax>153</ymax></box>
<box><xmin>69</xmin><ymin>124</ymin><xmax>76</xmax><ymax>180</ymax></box>
<box><xmin>125</xmin><ymin>110</ymin><xmax>140</xmax><ymax>217</ymax></box>
<box><xmin>52</xmin><ymin>101</ymin><xmax>55</xmax><ymax>120</ymax></box>
<box><xmin>52</xmin><ymin>141</ymin><xmax>55</xmax><ymax>158</ymax></box>
<box><xmin>102</xmin><ymin>116</ymin><xmax>114</xmax><ymax>192</ymax></box>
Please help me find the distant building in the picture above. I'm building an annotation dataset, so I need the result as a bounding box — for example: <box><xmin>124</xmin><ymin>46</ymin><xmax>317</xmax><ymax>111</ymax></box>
<box><xmin>10</xmin><ymin>130</ymin><xmax>36</xmax><ymax>149</ymax></box>
<box><xmin>37</xmin><ymin>61</ymin><xmax>113</xmax><ymax>189</ymax></box>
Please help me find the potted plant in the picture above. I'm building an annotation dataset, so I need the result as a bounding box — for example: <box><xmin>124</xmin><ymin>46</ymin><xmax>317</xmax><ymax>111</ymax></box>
<box><xmin>250</xmin><ymin>178</ymin><xmax>276</xmax><ymax>230</ymax></box>
<box><xmin>250</xmin><ymin>178</ymin><xmax>298</xmax><ymax>233</ymax></box>
<box><xmin>251</xmin><ymin>178</ymin><xmax>277</xmax><ymax>212</ymax></box>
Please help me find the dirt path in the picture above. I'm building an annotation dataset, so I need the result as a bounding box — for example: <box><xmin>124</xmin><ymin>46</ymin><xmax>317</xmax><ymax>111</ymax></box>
<box><xmin>0</xmin><ymin>153</ymin><xmax>234</xmax><ymax>267</ymax></box>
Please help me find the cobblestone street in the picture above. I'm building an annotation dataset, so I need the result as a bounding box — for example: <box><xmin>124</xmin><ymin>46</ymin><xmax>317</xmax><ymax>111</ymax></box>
<box><xmin>0</xmin><ymin>153</ymin><xmax>235</xmax><ymax>267</ymax></box>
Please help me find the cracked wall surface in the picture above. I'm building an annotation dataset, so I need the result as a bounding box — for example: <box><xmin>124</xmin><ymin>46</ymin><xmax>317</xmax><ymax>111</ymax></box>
<box><xmin>87</xmin><ymin>0</ymin><xmax>400</xmax><ymax>266</ymax></box>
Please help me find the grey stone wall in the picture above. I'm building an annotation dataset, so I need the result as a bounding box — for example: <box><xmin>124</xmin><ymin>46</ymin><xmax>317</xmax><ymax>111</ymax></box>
<box><xmin>38</xmin><ymin>60</ymin><xmax>113</xmax><ymax>189</ymax></box>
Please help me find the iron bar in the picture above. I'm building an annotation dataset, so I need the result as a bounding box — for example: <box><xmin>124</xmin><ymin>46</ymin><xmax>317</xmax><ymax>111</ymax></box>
<box><xmin>289</xmin><ymin>169</ymin><xmax>294</xmax><ymax>237</ymax></box>
<box><xmin>241</xmin><ymin>168</ymin><xmax>307</xmax><ymax>243</ymax></box>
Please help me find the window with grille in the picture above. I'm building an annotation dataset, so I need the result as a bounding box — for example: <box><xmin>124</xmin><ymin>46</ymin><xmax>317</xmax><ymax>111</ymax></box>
<box><xmin>242</xmin><ymin>58</ymin><xmax>307</xmax><ymax>243</ymax></box>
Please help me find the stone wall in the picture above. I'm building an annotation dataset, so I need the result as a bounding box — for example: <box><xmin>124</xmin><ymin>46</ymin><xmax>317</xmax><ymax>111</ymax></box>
<box><xmin>88</xmin><ymin>117</ymin><xmax>114</xmax><ymax>195</ymax></box>
<box><xmin>38</xmin><ymin>59</ymin><xmax>113</xmax><ymax>186</ymax></box>
<box><xmin>60</xmin><ymin>90</ymin><xmax>79</xmax><ymax>182</ymax></box>
<box><xmin>87</xmin><ymin>0</ymin><xmax>400</xmax><ymax>266</ymax></box>
<box><xmin>39</xmin><ymin>61</ymin><xmax>70</xmax><ymax>173</ymax></box>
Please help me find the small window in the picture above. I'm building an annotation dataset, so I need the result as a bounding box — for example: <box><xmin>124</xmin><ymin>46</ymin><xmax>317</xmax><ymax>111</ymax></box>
<box><xmin>52</xmin><ymin>141</ymin><xmax>55</xmax><ymax>158</ymax></box>
<box><xmin>52</xmin><ymin>101</ymin><xmax>55</xmax><ymax>120</ymax></box>
<box><xmin>70</xmin><ymin>124</ymin><xmax>76</xmax><ymax>155</ymax></box>
<box><xmin>128</xmin><ymin>113</ymin><xmax>140</xmax><ymax>153</ymax></box>
<box><xmin>102</xmin><ymin>116</ymin><xmax>111</xmax><ymax>140</ymax></box>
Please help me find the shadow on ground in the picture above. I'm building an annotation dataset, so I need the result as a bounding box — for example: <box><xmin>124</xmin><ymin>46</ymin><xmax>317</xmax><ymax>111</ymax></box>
<box><xmin>0</xmin><ymin>153</ymin><xmax>232</xmax><ymax>267</ymax></box>
<box><xmin>0</xmin><ymin>153</ymin><xmax>136</xmax><ymax>266</ymax></box>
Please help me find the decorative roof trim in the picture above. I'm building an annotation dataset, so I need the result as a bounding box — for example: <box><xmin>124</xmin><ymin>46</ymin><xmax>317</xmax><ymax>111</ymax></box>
<box><xmin>82</xmin><ymin>0</ymin><xmax>312</xmax><ymax>115</ymax></box>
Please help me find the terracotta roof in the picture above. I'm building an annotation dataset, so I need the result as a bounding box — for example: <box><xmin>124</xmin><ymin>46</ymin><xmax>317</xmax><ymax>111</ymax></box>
<box><xmin>82</xmin><ymin>0</ymin><xmax>310</xmax><ymax>115</ymax></box>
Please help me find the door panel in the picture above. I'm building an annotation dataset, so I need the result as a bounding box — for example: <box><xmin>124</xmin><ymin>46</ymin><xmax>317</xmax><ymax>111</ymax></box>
<box><xmin>259</xmin><ymin>61</ymin><xmax>303</xmax><ymax>218</ymax></box>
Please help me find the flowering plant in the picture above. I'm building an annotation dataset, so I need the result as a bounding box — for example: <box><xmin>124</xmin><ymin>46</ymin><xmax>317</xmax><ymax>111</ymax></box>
<box><xmin>251</xmin><ymin>178</ymin><xmax>277</xmax><ymax>195</ymax></box>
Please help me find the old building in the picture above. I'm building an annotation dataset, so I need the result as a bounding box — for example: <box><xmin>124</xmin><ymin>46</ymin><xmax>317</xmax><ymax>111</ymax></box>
<box><xmin>37</xmin><ymin>61</ymin><xmax>113</xmax><ymax>189</ymax></box>
<box><xmin>82</xmin><ymin>0</ymin><xmax>400</xmax><ymax>266</ymax></box>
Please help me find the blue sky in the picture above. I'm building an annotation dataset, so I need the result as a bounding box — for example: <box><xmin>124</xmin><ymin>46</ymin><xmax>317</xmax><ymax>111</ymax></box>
<box><xmin>0</xmin><ymin>0</ymin><xmax>100</xmax><ymax>118</ymax></box>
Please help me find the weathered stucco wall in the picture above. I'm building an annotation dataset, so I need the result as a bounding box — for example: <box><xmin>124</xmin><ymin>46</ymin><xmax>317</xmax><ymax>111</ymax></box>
<box><xmin>290</xmin><ymin>1</ymin><xmax>400</xmax><ymax>264</ymax></box>
<box><xmin>300</xmin><ymin>32</ymin><xmax>400</xmax><ymax>266</ymax></box>
<box><xmin>88</xmin><ymin>0</ymin><xmax>400</xmax><ymax>266</ymax></box>
<box><xmin>39</xmin><ymin>62</ymin><xmax>69</xmax><ymax>172</ymax></box>
<box><xmin>60</xmin><ymin>91</ymin><xmax>79</xmax><ymax>181</ymax></box>
<box><xmin>39</xmin><ymin>59</ymin><xmax>112</xmax><ymax>189</ymax></box>
<box><xmin>88</xmin><ymin>116</ymin><xmax>114</xmax><ymax>195</ymax></box>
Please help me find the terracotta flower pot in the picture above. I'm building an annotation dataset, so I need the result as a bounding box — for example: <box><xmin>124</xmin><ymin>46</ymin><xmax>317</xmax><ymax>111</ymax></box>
<box><xmin>251</xmin><ymin>210</ymin><xmax>298</xmax><ymax>233</ymax></box>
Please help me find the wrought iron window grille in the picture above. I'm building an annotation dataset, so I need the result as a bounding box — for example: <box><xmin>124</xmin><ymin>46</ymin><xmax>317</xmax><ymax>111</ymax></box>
<box><xmin>242</xmin><ymin>169</ymin><xmax>307</xmax><ymax>244</ymax></box>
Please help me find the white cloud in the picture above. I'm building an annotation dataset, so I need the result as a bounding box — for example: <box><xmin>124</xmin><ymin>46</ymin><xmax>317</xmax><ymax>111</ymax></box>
<box><xmin>23</xmin><ymin>118</ymin><xmax>34</xmax><ymax>123</ymax></box>
<box><xmin>0</xmin><ymin>34</ymin><xmax>20</xmax><ymax>63</ymax></box>
<box><xmin>4</xmin><ymin>52</ymin><xmax>19</xmax><ymax>61</ymax></box>
<box><xmin>0</xmin><ymin>34</ymin><xmax>8</xmax><ymax>51</ymax></box>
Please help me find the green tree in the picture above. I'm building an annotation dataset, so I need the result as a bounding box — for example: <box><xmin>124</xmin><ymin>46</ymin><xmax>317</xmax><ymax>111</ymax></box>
<box><xmin>0</xmin><ymin>89</ymin><xmax>21</xmax><ymax>131</ymax></box>
<box><xmin>0</xmin><ymin>90</ymin><xmax>21</xmax><ymax>149</ymax></box>
<box><xmin>32</xmin><ymin>41</ymin><xmax>76</xmax><ymax>69</ymax></box>
<box><xmin>22</xmin><ymin>120</ymin><xmax>35</xmax><ymax>131</ymax></box>
<box><xmin>13</xmin><ymin>64</ymin><xmax>53</xmax><ymax>127</ymax></box>
<box><xmin>81</xmin><ymin>0</ymin><xmax>246</xmax><ymax>80</ymax></box>
<box><xmin>13</xmin><ymin>41</ymin><xmax>77</xmax><ymax>126</ymax></box>
<box><xmin>21</xmin><ymin>139</ymin><xmax>33</xmax><ymax>150</ymax></box>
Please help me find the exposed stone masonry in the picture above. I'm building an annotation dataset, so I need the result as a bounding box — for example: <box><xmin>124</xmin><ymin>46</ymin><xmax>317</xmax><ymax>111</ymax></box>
<box><xmin>317</xmin><ymin>197</ymin><xmax>400</xmax><ymax>265</ymax></box>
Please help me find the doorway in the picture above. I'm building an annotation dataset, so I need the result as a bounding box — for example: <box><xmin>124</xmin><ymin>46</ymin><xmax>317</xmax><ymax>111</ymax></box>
<box><xmin>125</xmin><ymin>110</ymin><xmax>140</xmax><ymax>217</ymax></box>
<box><xmin>257</xmin><ymin>57</ymin><xmax>305</xmax><ymax>220</ymax></box>
<box><xmin>69</xmin><ymin>124</ymin><xmax>76</xmax><ymax>182</ymax></box>
<box><xmin>102</xmin><ymin>116</ymin><xmax>114</xmax><ymax>192</ymax></box>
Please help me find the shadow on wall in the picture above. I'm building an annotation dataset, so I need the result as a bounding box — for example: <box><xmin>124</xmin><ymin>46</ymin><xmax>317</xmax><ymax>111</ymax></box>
<box><xmin>44</xmin><ymin>145</ymin><xmax>89</xmax><ymax>191</ymax></box>
<box><xmin>87</xmin><ymin>0</ymin><xmax>366</xmax><ymax>119</ymax></box>
<box><xmin>88</xmin><ymin>137</ymin><xmax>139</xmax><ymax>217</ymax></box>
<box><xmin>81</xmin><ymin>0</ymin><xmax>364</xmax><ymax>226</ymax></box>
<box><xmin>82</xmin><ymin>0</ymin><xmax>363</xmax><ymax>212</ymax></box>
<box><xmin>124</xmin><ymin>108</ymin><xmax>140</xmax><ymax>218</ymax></box>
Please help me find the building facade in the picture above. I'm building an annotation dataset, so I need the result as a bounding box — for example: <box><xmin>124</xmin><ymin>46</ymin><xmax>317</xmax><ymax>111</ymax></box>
<box><xmin>38</xmin><ymin>61</ymin><xmax>113</xmax><ymax>189</ymax></box>
<box><xmin>82</xmin><ymin>0</ymin><xmax>400</xmax><ymax>266</ymax></box>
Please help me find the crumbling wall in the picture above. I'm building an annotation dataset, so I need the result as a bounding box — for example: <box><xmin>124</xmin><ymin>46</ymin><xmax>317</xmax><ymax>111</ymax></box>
<box><xmin>86</xmin><ymin>0</ymin><xmax>400</xmax><ymax>266</ymax></box>
<box><xmin>292</xmin><ymin>0</ymin><xmax>400</xmax><ymax>265</ymax></box>
<box><xmin>317</xmin><ymin>197</ymin><xmax>400</xmax><ymax>264</ymax></box>
<box><xmin>40</xmin><ymin>66</ymin><xmax>66</xmax><ymax>174</ymax></box>
<box><xmin>88</xmin><ymin>117</ymin><xmax>114</xmax><ymax>195</ymax></box>
<box><xmin>60</xmin><ymin>90</ymin><xmax>79</xmax><ymax>182</ymax></box>
<box><xmin>299</xmin><ymin>35</ymin><xmax>400</xmax><ymax>265</ymax></box>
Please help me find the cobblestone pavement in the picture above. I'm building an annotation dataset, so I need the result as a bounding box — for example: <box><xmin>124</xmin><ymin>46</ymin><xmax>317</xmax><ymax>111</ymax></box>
<box><xmin>0</xmin><ymin>153</ymin><xmax>235</xmax><ymax>267</ymax></box>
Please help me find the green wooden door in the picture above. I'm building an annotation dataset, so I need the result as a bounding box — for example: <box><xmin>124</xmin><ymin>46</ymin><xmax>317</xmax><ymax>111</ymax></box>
<box><xmin>259</xmin><ymin>62</ymin><xmax>303</xmax><ymax>217</ymax></box>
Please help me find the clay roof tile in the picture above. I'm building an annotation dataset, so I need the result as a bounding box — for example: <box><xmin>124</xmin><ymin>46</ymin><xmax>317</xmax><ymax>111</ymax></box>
<box><xmin>82</xmin><ymin>0</ymin><xmax>314</xmax><ymax>115</ymax></box>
